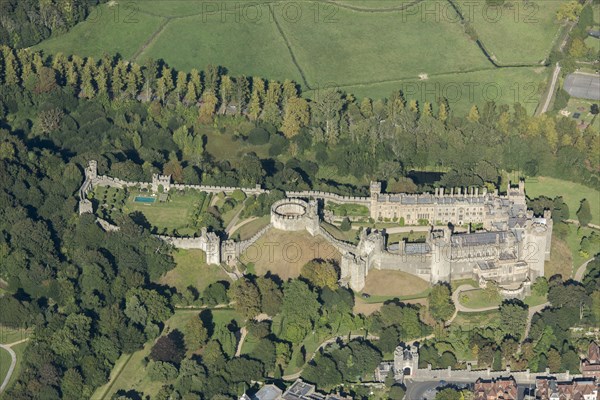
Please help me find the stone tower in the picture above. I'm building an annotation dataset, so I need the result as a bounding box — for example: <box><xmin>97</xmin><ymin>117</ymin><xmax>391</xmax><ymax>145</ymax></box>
<box><xmin>340</xmin><ymin>252</ymin><xmax>367</xmax><ymax>292</ymax></box>
<box><xmin>86</xmin><ymin>160</ymin><xmax>98</xmax><ymax>180</ymax></box>
<box><xmin>152</xmin><ymin>174</ymin><xmax>171</xmax><ymax>193</ymax></box>
<box><xmin>430</xmin><ymin>228</ymin><xmax>452</xmax><ymax>283</ymax></box>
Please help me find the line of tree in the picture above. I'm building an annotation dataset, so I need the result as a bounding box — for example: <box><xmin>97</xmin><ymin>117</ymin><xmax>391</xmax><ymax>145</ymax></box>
<box><xmin>0</xmin><ymin>45</ymin><xmax>598</xmax><ymax>196</ymax></box>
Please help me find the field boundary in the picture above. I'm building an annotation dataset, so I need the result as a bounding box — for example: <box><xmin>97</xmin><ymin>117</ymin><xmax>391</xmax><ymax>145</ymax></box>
<box><xmin>268</xmin><ymin>5</ymin><xmax>312</xmax><ymax>89</ymax></box>
<box><xmin>131</xmin><ymin>17</ymin><xmax>171</xmax><ymax>63</ymax></box>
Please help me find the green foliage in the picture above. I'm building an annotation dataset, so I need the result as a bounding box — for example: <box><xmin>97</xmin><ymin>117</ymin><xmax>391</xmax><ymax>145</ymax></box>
<box><xmin>280</xmin><ymin>280</ymin><xmax>320</xmax><ymax>343</ymax></box>
<box><xmin>302</xmin><ymin>339</ymin><xmax>382</xmax><ymax>390</ymax></box>
<box><xmin>340</xmin><ymin>217</ymin><xmax>351</xmax><ymax>232</ymax></box>
<box><xmin>577</xmin><ymin>199</ymin><xmax>592</xmax><ymax>227</ymax></box>
<box><xmin>498</xmin><ymin>300</ymin><xmax>528</xmax><ymax>341</ymax></box>
<box><xmin>147</xmin><ymin>361</ymin><xmax>179</xmax><ymax>381</ymax></box>
<box><xmin>428</xmin><ymin>283</ymin><xmax>456</xmax><ymax>322</ymax></box>
<box><xmin>301</xmin><ymin>259</ymin><xmax>340</xmax><ymax>290</ymax></box>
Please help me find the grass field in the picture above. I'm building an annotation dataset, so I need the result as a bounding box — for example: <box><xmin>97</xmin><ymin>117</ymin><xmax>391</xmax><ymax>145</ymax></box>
<box><xmin>544</xmin><ymin>235</ymin><xmax>572</xmax><ymax>279</ymax></box>
<box><xmin>231</xmin><ymin>215</ymin><xmax>271</xmax><ymax>240</ymax></box>
<box><xmin>525</xmin><ymin>176</ymin><xmax>600</xmax><ymax>225</ymax></box>
<box><xmin>459</xmin><ymin>288</ymin><xmax>501</xmax><ymax>309</ymax></box>
<box><xmin>158</xmin><ymin>249</ymin><xmax>232</xmax><ymax>292</ymax></box>
<box><xmin>450</xmin><ymin>309</ymin><xmax>500</xmax><ymax>329</ymax></box>
<box><xmin>321</xmin><ymin>222</ymin><xmax>359</xmax><ymax>244</ymax></box>
<box><xmin>0</xmin><ymin>346</ymin><xmax>11</xmax><ymax>390</ymax></box>
<box><xmin>0</xmin><ymin>327</ymin><xmax>30</xmax><ymax>345</ymax></box>
<box><xmin>361</xmin><ymin>270</ymin><xmax>430</xmax><ymax>298</ymax></box>
<box><xmin>33</xmin><ymin>0</ymin><xmax>562</xmax><ymax>113</ymax></box>
<box><xmin>0</xmin><ymin>342</ymin><xmax>28</xmax><ymax>394</ymax></box>
<box><xmin>240</xmin><ymin>228</ymin><xmax>341</xmax><ymax>280</ymax></box>
<box><xmin>456</xmin><ymin>0</ymin><xmax>564</xmax><ymax>65</ymax></box>
<box><xmin>125</xmin><ymin>190</ymin><xmax>201</xmax><ymax>231</ymax></box>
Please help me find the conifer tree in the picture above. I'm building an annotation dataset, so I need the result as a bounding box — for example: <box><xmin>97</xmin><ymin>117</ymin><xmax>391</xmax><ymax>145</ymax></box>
<box><xmin>467</xmin><ymin>105</ymin><xmax>480</xmax><ymax>122</ymax></box>
<box><xmin>126</xmin><ymin>63</ymin><xmax>142</xmax><ymax>97</ymax></box>
<box><xmin>3</xmin><ymin>47</ymin><xmax>21</xmax><ymax>85</ymax></box>
<box><xmin>281</xmin><ymin>97</ymin><xmax>310</xmax><ymax>138</ymax></box>
<box><xmin>175</xmin><ymin>70</ymin><xmax>187</xmax><ymax>100</ymax></box>
<box><xmin>80</xmin><ymin>58</ymin><xmax>96</xmax><ymax>98</ymax></box>
<box><xmin>184</xmin><ymin>80</ymin><xmax>198</xmax><ymax>105</ymax></box>
<box><xmin>248</xmin><ymin>88</ymin><xmax>262</xmax><ymax>121</ymax></box>
<box><xmin>438</xmin><ymin>102</ymin><xmax>448</xmax><ymax>123</ymax></box>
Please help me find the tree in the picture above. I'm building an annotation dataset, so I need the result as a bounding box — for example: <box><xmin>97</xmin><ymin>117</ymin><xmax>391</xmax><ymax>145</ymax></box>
<box><xmin>301</xmin><ymin>259</ymin><xmax>339</xmax><ymax>290</ymax></box>
<box><xmin>230</xmin><ymin>278</ymin><xmax>261</xmax><ymax>319</ymax></box>
<box><xmin>203</xmin><ymin>282</ymin><xmax>230</xmax><ymax>306</ymax></box>
<box><xmin>467</xmin><ymin>105</ymin><xmax>480</xmax><ymax>122</ymax></box>
<box><xmin>256</xmin><ymin>276</ymin><xmax>283</xmax><ymax>316</ymax></box>
<box><xmin>389</xmin><ymin>384</ymin><xmax>406</xmax><ymax>400</ymax></box>
<box><xmin>532</xmin><ymin>277</ymin><xmax>549</xmax><ymax>297</ymax></box>
<box><xmin>428</xmin><ymin>283</ymin><xmax>456</xmax><ymax>322</ymax></box>
<box><xmin>577</xmin><ymin>199</ymin><xmax>592</xmax><ymax>227</ymax></box>
<box><xmin>150</xmin><ymin>331</ymin><xmax>186</xmax><ymax>365</ymax></box>
<box><xmin>547</xmin><ymin>348</ymin><xmax>562</xmax><ymax>373</ymax></box>
<box><xmin>281</xmin><ymin>97</ymin><xmax>310</xmax><ymax>138</ymax></box>
<box><xmin>184</xmin><ymin>314</ymin><xmax>208</xmax><ymax>351</ymax></box>
<box><xmin>147</xmin><ymin>361</ymin><xmax>178</xmax><ymax>381</ymax></box>
<box><xmin>435</xmin><ymin>388</ymin><xmax>462</xmax><ymax>400</ymax></box>
<box><xmin>499</xmin><ymin>300</ymin><xmax>528</xmax><ymax>340</ymax></box>
<box><xmin>340</xmin><ymin>217</ymin><xmax>351</xmax><ymax>231</ymax></box>
<box><xmin>556</xmin><ymin>1</ymin><xmax>583</xmax><ymax>21</ymax></box>
<box><xmin>281</xmin><ymin>280</ymin><xmax>320</xmax><ymax>343</ymax></box>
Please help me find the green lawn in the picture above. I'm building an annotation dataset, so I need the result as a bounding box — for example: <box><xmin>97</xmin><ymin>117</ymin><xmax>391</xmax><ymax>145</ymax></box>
<box><xmin>450</xmin><ymin>310</ymin><xmax>501</xmax><ymax>329</ymax></box>
<box><xmin>0</xmin><ymin>342</ymin><xmax>28</xmax><ymax>394</ymax></box>
<box><xmin>124</xmin><ymin>190</ymin><xmax>201</xmax><ymax>231</ymax></box>
<box><xmin>459</xmin><ymin>289</ymin><xmax>501</xmax><ymax>309</ymax></box>
<box><xmin>321</xmin><ymin>222</ymin><xmax>359</xmax><ymax>244</ymax></box>
<box><xmin>387</xmin><ymin>232</ymin><xmax>427</xmax><ymax>244</ymax></box>
<box><xmin>523</xmin><ymin>294</ymin><xmax>548</xmax><ymax>307</ymax></box>
<box><xmin>525</xmin><ymin>176</ymin><xmax>600</xmax><ymax>225</ymax></box>
<box><xmin>0</xmin><ymin>346</ymin><xmax>11</xmax><ymax>389</ymax></box>
<box><xmin>231</xmin><ymin>215</ymin><xmax>271</xmax><ymax>240</ymax></box>
<box><xmin>158</xmin><ymin>249</ymin><xmax>232</xmax><ymax>293</ymax></box>
<box><xmin>563</xmin><ymin>225</ymin><xmax>599</xmax><ymax>276</ymax></box>
<box><xmin>325</xmin><ymin>202</ymin><xmax>369</xmax><ymax>217</ymax></box>
<box><xmin>0</xmin><ymin>327</ymin><xmax>31</xmax><ymax>345</ymax></box>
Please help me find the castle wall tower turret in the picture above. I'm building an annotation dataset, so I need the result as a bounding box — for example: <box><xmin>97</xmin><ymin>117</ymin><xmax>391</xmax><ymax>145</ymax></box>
<box><xmin>430</xmin><ymin>228</ymin><xmax>451</xmax><ymax>283</ymax></box>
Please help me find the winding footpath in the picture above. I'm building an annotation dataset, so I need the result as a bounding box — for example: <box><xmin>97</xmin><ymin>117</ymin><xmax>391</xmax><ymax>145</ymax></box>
<box><xmin>0</xmin><ymin>339</ymin><xmax>29</xmax><ymax>395</ymax></box>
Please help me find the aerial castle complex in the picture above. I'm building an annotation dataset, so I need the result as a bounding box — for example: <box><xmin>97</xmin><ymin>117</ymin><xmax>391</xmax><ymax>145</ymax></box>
<box><xmin>338</xmin><ymin>181</ymin><xmax>553</xmax><ymax>292</ymax></box>
<box><xmin>78</xmin><ymin>161</ymin><xmax>553</xmax><ymax>297</ymax></box>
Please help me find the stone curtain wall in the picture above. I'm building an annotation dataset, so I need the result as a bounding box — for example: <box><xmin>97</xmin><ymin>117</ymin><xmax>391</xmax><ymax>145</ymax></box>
<box><xmin>286</xmin><ymin>190</ymin><xmax>370</xmax><ymax>205</ymax></box>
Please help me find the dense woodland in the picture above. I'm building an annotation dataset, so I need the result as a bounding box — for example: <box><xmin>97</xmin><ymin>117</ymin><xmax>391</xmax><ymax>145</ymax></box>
<box><xmin>0</xmin><ymin>0</ymin><xmax>104</xmax><ymax>48</ymax></box>
<box><xmin>0</xmin><ymin>44</ymin><xmax>598</xmax><ymax>197</ymax></box>
<box><xmin>0</xmin><ymin>25</ymin><xmax>599</xmax><ymax>399</ymax></box>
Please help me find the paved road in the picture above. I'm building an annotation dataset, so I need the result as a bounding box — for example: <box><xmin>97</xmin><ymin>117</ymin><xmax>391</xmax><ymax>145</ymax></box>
<box><xmin>0</xmin><ymin>339</ymin><xmax>28</xmax><ymax>394</ymax></box>
<box><xmin>522</xmin><ymin>302</ymin><xmax>551</xmax><ymax>341</ymax></box>
<box><xmin>574</xmin><ymin>257</ymin><xmax>595</xmax><ymax>282</ymax></box>
<box><xmin>446</xmin><ymin>285</ymin><xmax>498</xmax><ymax>326</ymax></box>
<box><xmin>539</xmin><ymin>63</ymin><xmax>561</xmax><ymax>115</ymax></box>
<box><xmin>282</xmin><ymin>333</ymin><xmax>379</xmax><ymax>381</ymax></box>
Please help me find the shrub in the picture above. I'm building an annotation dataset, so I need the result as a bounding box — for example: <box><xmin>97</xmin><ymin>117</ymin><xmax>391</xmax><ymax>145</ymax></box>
<box><xmin>247</xmin><ymin>127</ymin><xmax>270</xmax><ymax>145</ymax></box>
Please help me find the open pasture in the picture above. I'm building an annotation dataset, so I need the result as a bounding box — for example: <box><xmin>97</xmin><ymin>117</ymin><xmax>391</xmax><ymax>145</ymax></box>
<box><xmin>33</xmin><ymin>0</ymin><xmax>563</xmax><ymax>111</ymax></box>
